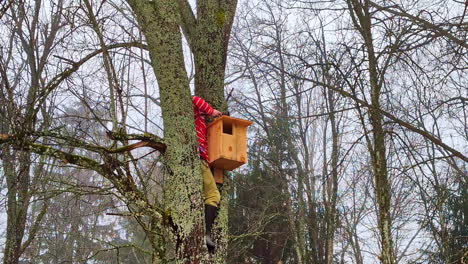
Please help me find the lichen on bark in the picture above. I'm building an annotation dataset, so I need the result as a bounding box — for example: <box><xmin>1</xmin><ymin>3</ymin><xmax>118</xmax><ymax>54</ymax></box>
<box><xmin>127</xmin><ymin>0</ymin><xmax>207</xmax><ymax>262</ymax></box>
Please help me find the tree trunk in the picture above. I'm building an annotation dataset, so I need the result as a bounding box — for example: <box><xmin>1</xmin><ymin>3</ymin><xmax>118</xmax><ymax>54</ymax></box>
<box><xmin>363</xmin><ymin>17</ymin><xmax>396</xmax><ymax>264</ymax></box>
<box><xmin>182</xmin><ymin>1</ymin><xmax>237</xmax><ymax>262</ymax></box>
<box><xmin>193</xmin><ymin>0</ymin><xmax>235</xmax><ymax>111</ymax></box>
<box><xmin>346</xmin><ymin>1</ymin><xmax>396</xmax><ymax>263</ymax></box>
<box><xmin>324</xmin><ymin>76</ymin><xmax>339</xmax><ymax>264</ymax></box>
<box><xmin>3</xmin><ymin>149</ymin><xmax>31</xmax><ymax>264</ymax></box>
<box><xmin>127</xmin><ymin>1</ymin><xmax>205</xmax><ymax>262</ymax></box>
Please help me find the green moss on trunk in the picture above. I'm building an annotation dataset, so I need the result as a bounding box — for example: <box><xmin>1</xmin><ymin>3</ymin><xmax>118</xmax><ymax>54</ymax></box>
<box><xmin>127</xmin><ymin>1</ymin><xmax>205</xmax><ymax>262</ymax></box>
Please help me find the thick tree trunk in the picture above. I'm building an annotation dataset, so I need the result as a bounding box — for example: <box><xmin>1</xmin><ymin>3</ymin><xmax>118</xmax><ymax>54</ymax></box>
<box><xmin>186</xmin><ymin>1</ymin><xmax>237</xmax><ymax>262</ymax></box>
<box><xmin>193</xmin><ymin>0</ymin><xmax>235</xmax><ymax>111</ymax></box>
<box><xmin>127</xmin><ymin>1</ymin><xmax>205</xmax><ymax>262</ymax></box>
<box><xmin>99</xmin><ymin>0</ymin><xmax>238</xmax><ymax>261</ymax></box>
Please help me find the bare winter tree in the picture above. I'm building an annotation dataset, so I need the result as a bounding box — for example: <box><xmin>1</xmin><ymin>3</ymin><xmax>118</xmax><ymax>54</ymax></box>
<box><xmin>0</xmin><ymin>1</ymin><xmax>72</xmax><ymax>263</ymax></box>
<box><xmin>226</xmin><ymin>0</ymin><xmax>466</xmax><ymax>263</ymax></box>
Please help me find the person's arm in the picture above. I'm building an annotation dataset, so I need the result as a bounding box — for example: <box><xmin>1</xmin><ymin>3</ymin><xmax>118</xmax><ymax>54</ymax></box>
<box><xmin>192</xmin><ymin>96</ymin><xmax>222</xmax><ymax>117</ymax></box>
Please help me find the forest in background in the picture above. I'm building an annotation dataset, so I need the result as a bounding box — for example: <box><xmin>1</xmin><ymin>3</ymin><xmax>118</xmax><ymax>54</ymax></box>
<box><xmin>0</xmin><ymin>0</ymin><xmax>466</xmax><ymax>263</ymax></box>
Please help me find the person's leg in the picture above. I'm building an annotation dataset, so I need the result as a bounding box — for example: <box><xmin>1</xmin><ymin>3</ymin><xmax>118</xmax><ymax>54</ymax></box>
<box><xmin>202</xmin><ymin>161</ymin><xmax>220</xmax><ymax>207</ymax></box>
<box><xmin>201</xmin><ymin>161</ymin><xmax>220</xmax><ymax>252</ymax></box>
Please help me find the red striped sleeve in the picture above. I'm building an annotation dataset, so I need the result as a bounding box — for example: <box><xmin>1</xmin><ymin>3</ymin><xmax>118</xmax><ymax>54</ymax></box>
<box><xmin>192</xmin><ymin>96</ymin><xmax>214</xmax><ymax>115</ymax></box>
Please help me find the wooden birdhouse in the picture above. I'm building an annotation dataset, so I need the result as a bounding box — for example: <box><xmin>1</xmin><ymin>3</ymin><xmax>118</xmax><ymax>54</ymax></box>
<box><xmin>207</xmin><ymin>116</ymin><xmax>253</xmax><ymax>171</ymax></box>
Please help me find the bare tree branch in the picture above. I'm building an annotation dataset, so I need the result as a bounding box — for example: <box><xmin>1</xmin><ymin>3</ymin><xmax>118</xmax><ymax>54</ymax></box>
<box><xmin>369</xmin><ymin>1</ymin><xmax>468</xmax><ymax>49</ymax></box>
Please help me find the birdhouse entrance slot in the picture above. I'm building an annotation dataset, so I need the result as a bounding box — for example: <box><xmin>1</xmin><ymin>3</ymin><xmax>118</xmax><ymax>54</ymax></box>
<box><xmin>223</xmin><ymin>120</ymin><xmax>233</xmax><ymax>135</ymax></box>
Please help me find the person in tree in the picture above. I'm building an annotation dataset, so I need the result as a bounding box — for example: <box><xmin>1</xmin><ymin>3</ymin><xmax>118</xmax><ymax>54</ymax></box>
<box><xmin>192</xmin><ymin>95</ymin><xmax>222</xmax><ymax>252</ymax></box>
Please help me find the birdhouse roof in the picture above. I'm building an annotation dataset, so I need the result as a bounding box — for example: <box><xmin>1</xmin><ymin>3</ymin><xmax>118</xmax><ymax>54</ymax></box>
<box><xmin>207</xmin><ymin>115</ymin><xmax>253</xmax><ymax>128</ymax></box>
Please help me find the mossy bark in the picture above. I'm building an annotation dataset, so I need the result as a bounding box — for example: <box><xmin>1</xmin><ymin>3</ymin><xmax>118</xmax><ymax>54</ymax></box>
<box><xmin>196</xmin><ymin>5</ymin><xmax>236</xmax><ymax>262</ymax></box>
<box><xmin>192</xmin><ymin>0</ymin><xmax>236</xmax><ymax>112</ymax></box>
<box><xmin>178</xmin><ymin>1</ymin><xmax>237</xmax><ymax>262</ymax></box>
<box><xmin>127</xmin><ymin>1</ymin><xmax>205</xmax><ymax>262</ymax></box>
